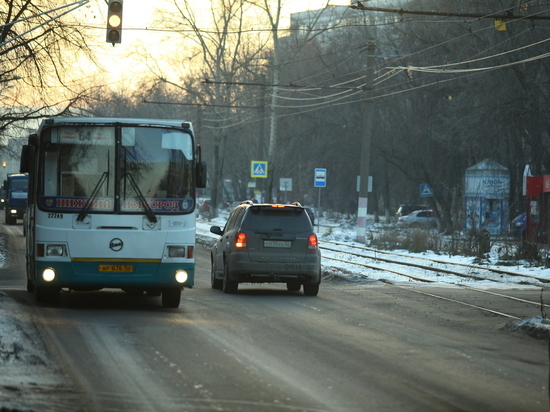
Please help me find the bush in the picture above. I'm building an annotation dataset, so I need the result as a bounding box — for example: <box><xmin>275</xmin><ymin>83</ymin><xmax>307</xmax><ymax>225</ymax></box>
<box><xmin>370</xmin><ymin>228</ymin><xmax>442</xmax><ymax>254</ymax></box>
<box><xmin>369</xmin><ymin>228</ymin><xmax>548</xmax><ymax>265</ymax></box>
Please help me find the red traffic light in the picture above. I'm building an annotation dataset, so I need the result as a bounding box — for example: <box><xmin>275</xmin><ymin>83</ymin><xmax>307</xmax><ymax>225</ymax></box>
<box><xmin>106</xmin><ymin>0</ymin><xmax>123</xmax><ymax>44</ymax></box>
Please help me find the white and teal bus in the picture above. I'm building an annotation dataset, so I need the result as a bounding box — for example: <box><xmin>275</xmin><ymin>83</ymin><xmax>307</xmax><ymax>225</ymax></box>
<box><xmin>20</xmin><ymin>117</ymin><xmax>207</xmax><ymax>308</ymax></box>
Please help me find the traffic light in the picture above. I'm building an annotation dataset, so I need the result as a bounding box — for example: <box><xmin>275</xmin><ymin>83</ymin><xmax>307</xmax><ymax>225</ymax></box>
<box><xmin>106</xmin><ymin>0</ymin><xmax>123</xmax><ymax>44</ymax></box>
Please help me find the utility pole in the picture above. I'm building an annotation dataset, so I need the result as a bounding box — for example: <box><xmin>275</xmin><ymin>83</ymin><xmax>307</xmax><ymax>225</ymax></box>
<box><xmin>356</xmin><ymin>41</ymin><xmax>375</xmax><ymax>243</ymax></box>
<box><xmin>257</xmin><ymin>76</ymin><xmax>267</xmax><ymax>200</ymax></box>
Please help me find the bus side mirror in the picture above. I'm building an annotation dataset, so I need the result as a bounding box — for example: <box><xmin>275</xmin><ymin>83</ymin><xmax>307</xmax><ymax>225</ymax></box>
<box><xmin>20</xmin><ymin>145</ymin><xmax>32</xmax><ymax>173</ymax></box>
<box><xmin>196</xmin><ymin>161</ymin><xmax>207</xmax><ymax>188</ymax></box>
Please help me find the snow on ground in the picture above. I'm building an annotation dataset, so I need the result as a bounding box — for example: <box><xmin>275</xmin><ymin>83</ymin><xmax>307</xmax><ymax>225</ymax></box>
<box><xmin>198</xmin><ymin>215</ymin><xmax>550</xmax><ymax>338</ymax></box>
<box><xmin>198</xmin><ymin>216</ymin><xmax>550</xmax><ymax>285</ymax></box>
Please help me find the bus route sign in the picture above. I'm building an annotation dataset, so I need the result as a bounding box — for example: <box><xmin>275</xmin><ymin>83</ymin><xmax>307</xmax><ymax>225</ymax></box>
<box><xmin>314</xmin><ymin>168</ymin><xmax>327</xmax><ymax>187</ymax></box>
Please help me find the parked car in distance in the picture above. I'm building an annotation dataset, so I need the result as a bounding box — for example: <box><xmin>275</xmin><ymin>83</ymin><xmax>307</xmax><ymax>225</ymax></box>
<box><xmin>199</xmin><ymin>198</ymin><xmax>211</xmax><ymax>217</ymax></box>
<box><xmin>396</xmin><ymin>209</ymin><xmax>437</xmax><ymax>229</ymax></box>
<box><xmin>511</xmin><ymin>212</ymin><xmax>527</xmax><ymax>237</ymax></box>
<box><xmin>209</xmin><ymin>201</ymin><xmax>321</xmax><ymax>295</ymax></box>
<box><xmin>395</xmin><ymin>204</ymin><xmax>428</xmax><ymax>221</ymax></box>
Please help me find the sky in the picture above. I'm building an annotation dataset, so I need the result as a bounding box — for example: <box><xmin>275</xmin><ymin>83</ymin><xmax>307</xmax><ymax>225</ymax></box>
<box><xmin>82</xmin><ymin>0</ymin><xmax>352</xmax><ymax>85</ymax></box>
<box><xmin>120</xmin><ymin>0</ymin><xmax>351</xmax><ymax>27</ymax></box>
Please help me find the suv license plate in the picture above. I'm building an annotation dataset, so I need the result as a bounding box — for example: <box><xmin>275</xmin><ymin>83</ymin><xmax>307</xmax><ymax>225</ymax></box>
<box><xmin>99</xmin><ymin>264</ymin><xmax>134</xmax><ymax>273</ymax></box>
<box><xmin>264</xmin><ymin>240</ymin><xmax>291</xmax><ymax>248</ymax></box>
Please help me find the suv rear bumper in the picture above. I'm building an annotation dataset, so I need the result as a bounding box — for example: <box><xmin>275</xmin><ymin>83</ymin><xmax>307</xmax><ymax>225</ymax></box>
<box><xmin>226</xmin><ymin>253</ymin><xmax>321</xmax><ymax>284</ymax></box>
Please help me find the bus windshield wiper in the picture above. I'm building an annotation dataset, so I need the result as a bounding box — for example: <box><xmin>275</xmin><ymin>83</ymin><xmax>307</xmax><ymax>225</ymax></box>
<box><xmin>124</xmin><ymin>173</ymin><xmax>157</xmax><ymax>223</ymax></box>
<box><xmin>77</xmin><ymin>172</ymin><xmax>109</xmax><ymax>222</ymax></box>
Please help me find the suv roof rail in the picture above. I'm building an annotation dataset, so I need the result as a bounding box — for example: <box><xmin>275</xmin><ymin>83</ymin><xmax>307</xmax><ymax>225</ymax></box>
<box><xmin>290</xmin><ymin>202</ymin><xmax>302</xmax><ymax>207</ymax></box>
<box><xmin>241</xmin><ymin>200</ymin><xmax>254</xmax><ymax>205</ymax></box>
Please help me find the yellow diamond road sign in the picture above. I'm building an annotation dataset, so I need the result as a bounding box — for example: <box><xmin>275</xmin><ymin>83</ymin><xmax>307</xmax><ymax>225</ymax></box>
<box><xmin>251</xmin><ymin>161</ymin><xmax>268</xmax><ymax>178</ymax></box>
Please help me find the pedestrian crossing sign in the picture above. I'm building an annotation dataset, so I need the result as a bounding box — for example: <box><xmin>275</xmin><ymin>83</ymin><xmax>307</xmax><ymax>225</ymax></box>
<box><xmin>420</xmin><ymin>183</ymin><xmax>433</xmax><ymax>197</ymax></box>
<box><xmin>251</xmin><ymin>161</ymin><xmax>268</xmax><ymax>178</ymax></box>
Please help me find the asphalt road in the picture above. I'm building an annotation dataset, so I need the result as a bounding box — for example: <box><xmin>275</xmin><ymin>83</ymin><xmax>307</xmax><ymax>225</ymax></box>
<box><xmin>0</xmin><ymin>220</ymin><xmax>549</xmax><ymax>411</ymax></box>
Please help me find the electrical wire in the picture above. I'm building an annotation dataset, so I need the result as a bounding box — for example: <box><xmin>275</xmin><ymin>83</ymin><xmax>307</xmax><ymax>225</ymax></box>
<box><xmin>149</xmin><ymin>1</ymin><xmax>550</xmax><ymax>128</ymax></box>
<box><xmin>396</xmin><ymin>34</ymin><xmax>550</xmax><ymax>74</ymax></box>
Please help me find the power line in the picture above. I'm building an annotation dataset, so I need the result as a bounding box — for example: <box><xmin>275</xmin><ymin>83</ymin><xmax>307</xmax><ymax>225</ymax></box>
<box><xmin>349</xmin><ymin>4</ymin><xmax>550</xmax><ymax>21</ymax></box>
<box><xmin>201</xmin><ymin>79</ymin><xmax>367</xmax><ymax>91</ymax></box>
<box><xmin>142</xmin><ymin>99</ymin><xmax>261</xmax><ymax>110</ymax></box>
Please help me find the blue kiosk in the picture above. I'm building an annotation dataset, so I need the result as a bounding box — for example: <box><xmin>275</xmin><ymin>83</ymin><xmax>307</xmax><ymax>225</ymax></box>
<box><xmin>464</xmin><ymin>159</ymin><xmax>510</xmax><ymax>235</ymax></box>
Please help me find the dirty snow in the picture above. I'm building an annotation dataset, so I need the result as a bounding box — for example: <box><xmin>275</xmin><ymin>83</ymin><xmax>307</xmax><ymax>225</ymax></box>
<box><xmin>1</xmin><ymin>215</ymin><xmax>549</xmax><ymax>409</ymax></box>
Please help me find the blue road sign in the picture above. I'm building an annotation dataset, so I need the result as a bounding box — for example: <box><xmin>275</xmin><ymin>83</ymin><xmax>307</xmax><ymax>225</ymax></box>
<box><xmin>314</xmin><ymin>168</ymin><xmax>327</xmax><ymax>187</ymax></box>
<box><xmin>251</xmin><ymin>161</ymin><xmax>268</xmax><ymax>178</ymax></box>
<box><xmin>420</xmin><ymin>183</ymin><xmax>433</xmax><ymax>197</ymax></box>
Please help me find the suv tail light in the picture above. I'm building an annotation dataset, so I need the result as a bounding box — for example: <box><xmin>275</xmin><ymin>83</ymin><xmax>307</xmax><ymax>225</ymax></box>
<box><xmin>235</xmin><ymin>232</ymin><xmax>247</xmax><ymax>249</ymax></box>
<box><xmin>308</xmin><ymin>234</ymin><xmax>318</xmax><ymax>253</ymax></box>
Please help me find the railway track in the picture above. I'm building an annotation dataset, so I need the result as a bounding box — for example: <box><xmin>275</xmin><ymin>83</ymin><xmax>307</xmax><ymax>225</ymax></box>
<box><xmin>320</xmin><ymin>240</ymin><xmax>550</xmax><ymax>322</ymax></box>
<box><xmin>320</xmin><ymin>240</ymin><xmax>550</xmax><ymax>285</ymax></box>
<box><xmin>197</xmin><ymin>224</ymin><xmax>550</xmax><ymax>322</ymax></box>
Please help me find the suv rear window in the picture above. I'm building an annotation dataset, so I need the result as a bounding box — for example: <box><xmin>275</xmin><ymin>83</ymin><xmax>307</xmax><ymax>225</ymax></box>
<box><xmin>241</xmin><ymin>207</ymin><xmax>312</xmax><ymax>232</ymax></box>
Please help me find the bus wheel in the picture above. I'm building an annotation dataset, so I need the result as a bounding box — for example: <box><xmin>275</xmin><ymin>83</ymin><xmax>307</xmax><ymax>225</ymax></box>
<box><xmin>162</xmin><ymin>288</ymin><xmax>181</xmax><ymax>308</ymax></box>
<box><xmin>26</xmin><ymin>278</ymin><xmax>35</xmax><ymax>293</ymax></box>
<box><xmin>35</xmin><ymin>286</ymin><xmax>60</xmax><ymax>305</ymax></box>
<box><xmin>35</xmin><ymin>286</ymin><xmax>49</xmax><ymax>303</ymax></box>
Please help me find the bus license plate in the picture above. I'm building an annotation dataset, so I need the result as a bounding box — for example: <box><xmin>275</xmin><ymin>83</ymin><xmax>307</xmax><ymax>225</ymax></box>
<box><xmin>264</xmin><ymin>240</ymin><xmax>291</xmax><ymax>248</ymax></box>
<box><xmin>99</xmin><ymin>264</ymin><xmax>134</xmax><ymax>273</ymax></box>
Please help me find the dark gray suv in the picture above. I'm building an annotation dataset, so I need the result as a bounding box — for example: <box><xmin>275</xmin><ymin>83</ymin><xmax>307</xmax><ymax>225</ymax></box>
<box><xmin>210</xmin><ymin>202</ymin><xmax>321</xmax><ymax>295</ymax></box>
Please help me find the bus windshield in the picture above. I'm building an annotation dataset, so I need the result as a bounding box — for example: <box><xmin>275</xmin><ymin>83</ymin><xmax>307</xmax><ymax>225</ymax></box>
<box><xmin>10</xmin><ymin>177</ymin><xmax>28</xmax><ymax>192</ymax></box>
<box><xmin>38</xmin><ymin>125</ymin><xmax>194</xmax><ymax>214</ymax></box>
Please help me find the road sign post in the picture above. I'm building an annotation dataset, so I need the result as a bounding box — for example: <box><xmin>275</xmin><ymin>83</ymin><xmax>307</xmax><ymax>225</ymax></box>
<box><xmin>314</xmin><ymin>169</ymin><xmax>326</xmax><ymax>231</ymax></box>
<box><xmin>280</xmin><ymin>178</ymin><xmax>292</xmax><ymax>203</ymax></box>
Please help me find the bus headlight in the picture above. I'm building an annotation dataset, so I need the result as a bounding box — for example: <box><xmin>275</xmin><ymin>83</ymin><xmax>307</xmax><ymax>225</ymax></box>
<box><xmin>46</xmin><ymin>245</ymin><xmax>65</xmax><ymax>257</ymax></box>
<box><xmin>42</xmin><ymin>268</ymin><xmax>56</xmax><ymax>282</ymax></box>
<box><xmin>175</xmin><ymin>270</ymin><xmax>188</xmax><ymax>284</ymax></box>
<box><xmin>168</xmin><ymin>246</ymin><xmax>185</xmax><ymax>258</ymax></box>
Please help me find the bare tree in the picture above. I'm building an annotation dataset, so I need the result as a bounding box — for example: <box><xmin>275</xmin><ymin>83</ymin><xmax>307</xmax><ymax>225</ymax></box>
<box><xmin>143</xmin><ymin>0</ymin><xmax>271</xmax><ymax>217</ymax></box>
<box><xmin>0</xmin><ymin>0</ymin><xmax>99</xmax><ymax>149</ymax></box>
<box><xmin>243</xmin><ymin>0</ymin><xmax>333</xmax><ymax>200</ymax></box>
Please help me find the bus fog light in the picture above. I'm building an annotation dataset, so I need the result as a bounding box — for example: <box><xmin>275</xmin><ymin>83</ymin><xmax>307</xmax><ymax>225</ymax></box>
<box><xmin>42</xmin><ymin>268</ymin><xmax>56</xmax><ymax>282</ymax></box>
<box><xmin>175</xmin><ymin>270</ymin><xmax>188</xmax><ymax>283</ymax></box>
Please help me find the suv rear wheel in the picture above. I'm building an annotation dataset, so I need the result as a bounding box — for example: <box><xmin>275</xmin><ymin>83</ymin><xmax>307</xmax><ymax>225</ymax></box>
<box><xmin>222</xmin><ymin>262</ymin><xmax>238</xmax><ymax>294</ymax></box>
<box><xmin>303</xmin><ymin>282</ymin><xmax>319</xmax><ymax>296</ymax></box>
<box><xmin>211</xmin><ymin>260</ymin><xmax>223</xmax><ymax>289</ymax></box>
<box><xmin>286</xmin><ymin>282</ymin><xmax>301</xmax><ymax>292</ymax></box>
